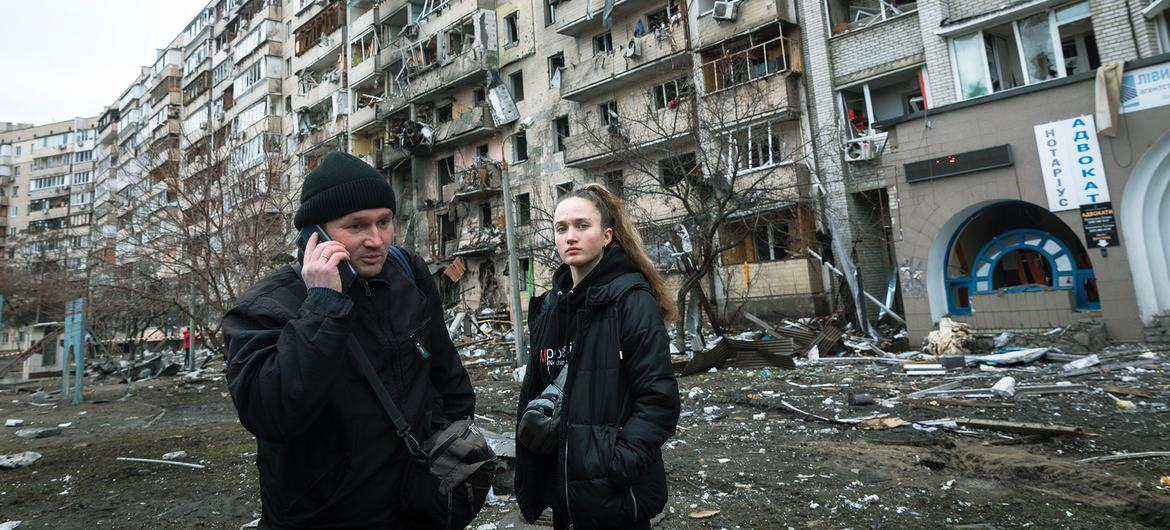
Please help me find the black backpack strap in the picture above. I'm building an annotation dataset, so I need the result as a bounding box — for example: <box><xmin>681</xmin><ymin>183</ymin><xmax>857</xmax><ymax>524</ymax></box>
<box><xmin>347</xmin><ymin>334</ymin><xmax>424</xmax><ymax>461</ymax></box>
<box><xmin>387</xmin><ymin>245</ymin><xmax>415</xmax><ymax>286</ymax></box>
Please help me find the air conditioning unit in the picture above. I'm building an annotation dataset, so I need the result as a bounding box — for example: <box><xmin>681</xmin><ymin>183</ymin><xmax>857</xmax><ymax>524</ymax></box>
<box><xmin>214</xmin><ymin>111</ymin><xmax>225</xmax><ymax>122</ymax></box>
<box><xmin>712</xmin><ymin>0</ymin><xmax>738</xmax><ymax>21</ymax></box>
<box><xmin>843</xmin><ymin>137</ymin><xmax>876</xmax><ymax>162</ymax></box>
<box><xmin>318</xmin><ymin>35</ymin><xmax>332</xmax><ymax>48</ymax></box>
<box><xmin>401</xmin><ymin>24</ymin><xmax>420</xmax><ymax>39</ymax></box>
<box><xmin>624</xmin><ymin>38</ymin><xmax>643</xmax><ymax>58</ymax></box>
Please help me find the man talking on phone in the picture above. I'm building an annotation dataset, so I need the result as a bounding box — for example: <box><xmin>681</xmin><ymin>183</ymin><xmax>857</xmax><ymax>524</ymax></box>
<box><xmin>222</xmin><ymin>151</ymin><xmax>475</xmax><ymax>529</ymax></box>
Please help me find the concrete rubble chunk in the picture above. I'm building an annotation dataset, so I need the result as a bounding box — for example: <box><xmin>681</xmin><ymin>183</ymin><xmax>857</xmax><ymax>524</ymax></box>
<box><xmin>15</xmin><ymin>427</ymin><xmax>62</xmax><ymax>439</ymax></box>
<box><xmin>0</xmin><ymin>451</ymin><xmax>42</xmax><ymax>469</ymax></box>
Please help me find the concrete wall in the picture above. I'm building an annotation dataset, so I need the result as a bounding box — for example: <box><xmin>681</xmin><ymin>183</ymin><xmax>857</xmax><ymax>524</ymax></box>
<box><xmin>828</xmin><ymin>11</ymin><xmax>924</xmax><ymax>86</ymax></box>
<box><xmin>954</xmin><ymin>289</ymin><xmax>1081</xmax><ymax>331</ymax></box>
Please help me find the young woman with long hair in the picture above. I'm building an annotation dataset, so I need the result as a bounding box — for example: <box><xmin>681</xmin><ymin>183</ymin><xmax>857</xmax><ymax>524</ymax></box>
<box><xmin>515</xmin><ymin>183</ymin><xmax>681</xmax><ymax>529</ymax></box>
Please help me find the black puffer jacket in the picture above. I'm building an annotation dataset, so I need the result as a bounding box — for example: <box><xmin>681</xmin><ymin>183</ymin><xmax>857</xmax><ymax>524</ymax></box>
<box><xmin>516</xmin><ymin>248</ymin><xmax>680</xmax><ymax>529</ymax></box>
<box><xmin>222</xmin><ymin>249</ymin><xmax>474</xmax><ymax>529</ymax></box>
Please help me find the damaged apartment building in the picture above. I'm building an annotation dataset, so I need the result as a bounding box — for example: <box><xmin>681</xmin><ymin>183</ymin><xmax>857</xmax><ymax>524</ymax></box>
<box><xmin>284</xmin><ymin>0</ymin><xmax>837</xmax><ymax>322</ymax></box>
<box><xmin>798</xmin><ymin>0</ymin><xmax>1170</xmax><ymax>342</ymax></box>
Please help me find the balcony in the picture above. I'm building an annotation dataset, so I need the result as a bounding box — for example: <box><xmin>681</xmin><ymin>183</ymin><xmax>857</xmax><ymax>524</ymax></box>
<box><xmin>292</xmin><ymin>77</ymin><xmax>341</xmax><ymax>111</ymax></box>
<box><xmin>379</xmin><ymin>89</ymin><xmax>410</xmax><ymax>118</ymax></box>
<box><xmin>560</xmin><ymin>28</ymin><xmax>690</xmax><ymax>102</ymax></box>
<box><xmin>701</xmin><ymin>71</ymin><xmax>801</xmax><ymax>126</ymax></box>
<box><xmin>563</xmin><ymin>111</ymin><xmax>692</xmax><ymax>168</ymax></box>
<box><xmin>0</xmin><ymin>165</ymin><xmax>10</xmax><ymax>178</ymax></box>
<box><xmin>380</xmin><ymin>144</ymin><xmax>410</xmax><ymax>169</ymax></box>
<box><xmin>432</xmin><ymin>105</ymin><xmax>497</xmax><ymax>150</ymax></box>
<box><xmin>297</xmin><ymin>118</ymin><xmax>345</xmax><ymax>155</ymax></box>
<box><xmin>402</xmin><ymin>48</ymin><xmax>498</xmax><ymax>104</ymax></box>
<box><xmin>350</xmin><ymin>103</ymin><xmax>379</xmax><ymax>133</ymax></box>
<box><xmin>350</xmin><ymin>6</ymin><xmax>377</xmax><ymax>33</ymax></box>
<box><xmin>555</xmin><ymin>0</ymin><xmax>643</xmax><ymax>37</ymax></box>
<box><xmin>696</xmin><ymin>0</ymin><xmax>796</xmax><ymax>47</ymax></box>
<box><xmin>291</xmin><ymin>26</ymin><xmax>343</xmax><ymax>77</ymax></box>
<box><xmin>350</xmin><ymin>52</ymin><xmax>378</xmax><ymax>86</ymax></box>
<box><xmin>451</xmin><ymin>161</ymin><xmax>502</xmax><ymax>202</ymax></box>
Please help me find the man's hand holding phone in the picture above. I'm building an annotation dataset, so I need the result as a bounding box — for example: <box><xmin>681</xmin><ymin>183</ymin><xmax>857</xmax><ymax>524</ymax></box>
<box><xmin>301</xmin><ymin>231</ymin><xmax>352</xmax><ymax>292</ymax></box>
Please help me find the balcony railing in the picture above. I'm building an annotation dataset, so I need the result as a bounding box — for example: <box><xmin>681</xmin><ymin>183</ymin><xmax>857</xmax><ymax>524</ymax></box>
<box><xmin>560</xmin><ymin>28</ymin><xmax>690</xmax><ymax>102</ymax></box>
<box><xmin>293</xmin><ymin>76</ymin><xmax>341</xmax><ymax>111</ymax></box>
<box><xmin>432</xmin><ymin>105</ymin><xmax>497</xmax><ymax>149</ymax></box>
<box><xmin>400</xmin><ymin>47</ymin><xmax>498</xmax><ymax>104</ymax></box>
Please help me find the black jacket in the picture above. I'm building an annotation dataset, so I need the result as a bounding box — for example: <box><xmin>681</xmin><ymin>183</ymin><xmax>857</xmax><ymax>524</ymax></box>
<box><xmin>516</xmin><ymin>248</ymin><xmax>680</xmax><ymax>529</ymax></box>
<box><xmin>223</xmin><ymin>250</ymin><xmax>475</xmax><ymax>529</ymax></box>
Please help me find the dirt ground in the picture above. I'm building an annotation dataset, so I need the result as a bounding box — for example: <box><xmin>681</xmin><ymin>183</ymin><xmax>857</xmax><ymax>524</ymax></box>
<box><xmin>3</xmin><ymin>343</ymin><xmax>1170</xmax><ymax>529</ymax></box>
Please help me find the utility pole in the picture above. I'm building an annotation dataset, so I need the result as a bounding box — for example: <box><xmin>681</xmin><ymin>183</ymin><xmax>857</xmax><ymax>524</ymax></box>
<box><xmin>501</xmin><ymin>129</ymin><xmax>527</xmax><ymax>367</ymax></box>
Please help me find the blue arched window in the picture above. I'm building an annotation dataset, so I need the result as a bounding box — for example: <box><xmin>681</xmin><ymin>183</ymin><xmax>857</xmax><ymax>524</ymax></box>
<box><xmin>946</xmin><ymin>229</ymin><xmax>1099</xmax><ymax>315</ymax></box>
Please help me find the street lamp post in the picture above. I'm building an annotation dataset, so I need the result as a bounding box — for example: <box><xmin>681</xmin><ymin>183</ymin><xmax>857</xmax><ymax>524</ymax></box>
<box><xmin>501</xmin><ymin>123</ymin><xmax>531</xmax><ymax>367</ymax></box>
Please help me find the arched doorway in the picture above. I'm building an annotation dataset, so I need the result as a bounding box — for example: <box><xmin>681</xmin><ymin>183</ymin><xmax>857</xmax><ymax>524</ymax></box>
<box><xmin>940</xmin><ymin>201</ymin><xmax>1097</xmax><ymax>317</ymax></box>
<box><xmin>1121</xmin><ymin>129</ymin><xmax>1170</xmax><ymax>325</ymax></box>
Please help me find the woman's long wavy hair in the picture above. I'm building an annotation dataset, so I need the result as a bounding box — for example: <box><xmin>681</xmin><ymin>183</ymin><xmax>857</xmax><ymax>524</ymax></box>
<box><xmin>557</xmin><ymin>183</ymin><xmax>677</xmax><ymax>321</ymax></box>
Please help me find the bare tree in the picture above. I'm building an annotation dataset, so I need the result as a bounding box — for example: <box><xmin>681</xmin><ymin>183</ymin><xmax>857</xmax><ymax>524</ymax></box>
<box><xmin>92</xmin><ymin>123</ymin><xmax>297</xmax><ymax>355</ymax></box>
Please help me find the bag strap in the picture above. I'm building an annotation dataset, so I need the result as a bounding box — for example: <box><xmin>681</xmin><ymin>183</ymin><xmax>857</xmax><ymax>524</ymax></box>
<box><xmin>346</xmin><ymin>334</ymin><xmax>425</xmax><ymax>461</ymax></box>
<box><xmin>387</xmin><ymin>245</ymin><xmax>415</xmax><ymax>286</ymax></box>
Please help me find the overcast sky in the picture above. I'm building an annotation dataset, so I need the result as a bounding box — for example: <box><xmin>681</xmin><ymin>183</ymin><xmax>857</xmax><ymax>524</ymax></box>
<box><xmin>0</xmin><ymin>0</ymin><xmax>212</xmax><ymax>125</ymax></box>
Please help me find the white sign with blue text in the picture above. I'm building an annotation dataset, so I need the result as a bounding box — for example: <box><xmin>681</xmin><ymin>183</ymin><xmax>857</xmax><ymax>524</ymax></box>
<box><xmin>1033</xmin><ymin>115</ymin><xmax>1110</xmax><ymax>212</ymax></box>
<box><xmin>1120</xmin><ymin>61</ymin><xmax>1170</xmax><ymax>114</ymax></box>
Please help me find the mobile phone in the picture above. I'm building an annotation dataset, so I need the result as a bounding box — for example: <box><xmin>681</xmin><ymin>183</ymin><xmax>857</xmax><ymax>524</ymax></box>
<box><xmin>297</xmin><ymin>225</ymin><xmax>357</xmax><ymax>292</ymax></box>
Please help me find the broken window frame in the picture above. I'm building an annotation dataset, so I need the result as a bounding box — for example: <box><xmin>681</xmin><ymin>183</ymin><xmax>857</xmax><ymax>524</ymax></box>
<box><xmin>293</xmin><ymin>2</ymin><xmax>342</xmax><ymax>56</ymax></box>
<box><xmin>516</xmin><ymin>192</ymin><xmax>531</xmax><ymax>226</ymax></box>
<box><xmin>545</xmin><ymin>0</ymin><xmax>557</xmax><ymax>27</ymax></box>
<box><xmin>436</xmin><ymin>156</ymin><xmax>456</xmax><ymax>200</ymax></box>
<box><xmin>650</xmin><ymin>77</ymin><xmax>690</xmax><ymax>111</ymax></box>
<box><xmin>837</xmin><ymin>67</ymin><xmax>927</xmax><ymax>139</ymax></box>
<box><xmin>555</xmin><ymin>182</ymin><xmax>574</xmax><ymax>199</ymax></box>
<box><xmin>593</xmin><ymin>32</ymin><xmax>614</xmax><ymax>55</ymax></box>
<box><xmin>599</xmin><ymin>100</ymin><xmax>619</xmax><ymax>126</ymax></box>
<box><xmin>510</xmin><ymin>70</ymin><xmax>525</xmax><ymax>101</ymax></box>
<box><xmin>644</xmin><ymin>0</ymin><xmax>681</xmax><ymax>32</ymax></box>
<box><xmin>548</xmin><ymin>52</ymin><xmax>566</xmax><ymax>82</ymax></box>
<box><xmin>700</xmin><ymin>28</ymin><xmax>791</xmax><ymax>94</ymax></box>
<box><xmin>554</xmin><ymin>115</ymin><xmax>570</xmax><ymax>152</ymax></box>
<box><xmin>504</xmin><ymin>12</ymin><xmax>520</xmax><ymax>47</ymax></box>
<box><xmin>719</xmin><ymin>206</ymin><xmax>804</xmax><ymax>266</ymax></box>
<box><xmin>480</xmin><ymin>202</ymin><xmax>493</xmax><ymax>228</ymax></box>
<box><xmin>826</xmin><ymin>0</ymin><xmax>919</xmax><ymax>36</ymax></box>
<box><xmin>658</xmin><ymin>152</ymin><xmax>698</xmax><ymax>187</ymax></box>
<box><xmin>513</xmin><ymin>131</ymin><xmax>529</xmax><ymax>162</ymax></box>
<box><xmin>603</xmin><ymin>170</ymin><xmax>624</xmax><ymax>198</ymax></box>
<box><xmin>351</xmin><ymin>28</ymin><xmax>380</xmax><ymax>67</ymax></box>
<box><xmin>725</xmin><ymin>120</ymin><xmax>789</xmax><ymax>174</ymax></box>
<box><xmin>949</xmin><ymin>1</ymin><xmax>1096</xmax><ymax>101</ymax></box>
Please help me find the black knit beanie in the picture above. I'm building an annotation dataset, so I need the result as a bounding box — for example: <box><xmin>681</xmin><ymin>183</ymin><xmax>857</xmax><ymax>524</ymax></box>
<box><xmin>294</xmin><ymin>151</ymin><xmax>396</xmax><ymax>229</ymax></box>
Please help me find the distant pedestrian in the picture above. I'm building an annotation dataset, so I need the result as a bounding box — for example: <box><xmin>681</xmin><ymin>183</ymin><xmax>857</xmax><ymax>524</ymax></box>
<box><xmin>515</xmin><ymin>183</ymin><xmax>681</xmax><ymax>529</ymax></box>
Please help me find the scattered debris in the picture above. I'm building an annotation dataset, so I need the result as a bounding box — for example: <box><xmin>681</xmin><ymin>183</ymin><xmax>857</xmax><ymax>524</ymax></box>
<box><xmin>0</xmin><ymin>451</ymin><xmax>42</xmax><ymax>469</ymax></box>
<box><xmin>953</xmin><ymin>418</ymin><xmax>1089</xmax><ymax>437</ymax></box>
<box><xmin>116</xmin><ymin>457</ymin><xmax>205</xmax><ymax>469</ymax></box>
<box><xmin>923</xmin><ymin>317</ymin><xmax>974</xmax><ymax>356</ymax></box>
<box><xmin>1076</xmin><ymin>451</ymin><xmax>1170</xmax><ymax>464</ymax></box>
<box><xmin>990</xmin><ymin>377</ymin><xmax>1017</xmax><ymax>399</ymax></box>
<box><xmin>5</xmin><ymin>419</ymin><xmax>24</xmax><ymax>427</ymax></box>
<box><xmin>687</xmin><ymin>509</ymin><xmax>720</xmax><ymax>519</ymax></box>
<box><xmin>1064</xmin><ymin>354</ymin><xmax>1101</xmax><ymax>371</ymax></box>
<box><xmin>680</xmin><ymin>337</ymin><xmax>795</xmax><ymax>375</ymax></box>
<box><xmin>856</xmin><ymin>417</ymin><xmax>909</xmax><ymax>430</ymax></box>
<box><xmin>969</xmin><ymin>347</ymin><xmax>1049</xmax><ymax>366</ymax></box>
<box><xmin>15</xmin><ymin>427</ymin><xmax>62</xmax><ymax>439</ymax></box>
<box><xmin>162</xmin><ymin>451</ymin><xmax>188</xmax><ymax>461</ymax></box>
